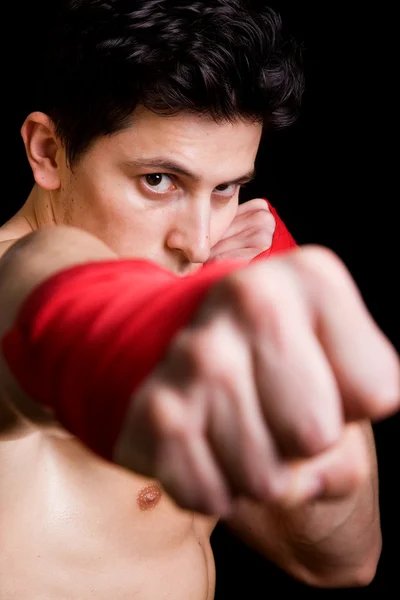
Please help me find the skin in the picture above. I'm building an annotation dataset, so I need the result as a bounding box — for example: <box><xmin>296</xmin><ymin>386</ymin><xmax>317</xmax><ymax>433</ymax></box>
<box><xmin>0</xmin><ymin>107</ymin><xmax>398</xmax><ymax>598</ymax></box>
<box><xmin>12</xmin><ymin>107</ymin><xmax>261</xmax><ymax>269</ymax></box>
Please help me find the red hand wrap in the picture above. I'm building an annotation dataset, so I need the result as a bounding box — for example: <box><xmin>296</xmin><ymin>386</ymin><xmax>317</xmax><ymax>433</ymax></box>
<box><xmin>2</xmin><ymin>260</ymin><xmax>240</xmax><ymax>459</ymax></box>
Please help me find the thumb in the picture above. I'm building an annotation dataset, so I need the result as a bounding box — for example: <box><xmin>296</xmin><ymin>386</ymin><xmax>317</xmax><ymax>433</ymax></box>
<box><xmin>282</xmin><ymin>422</ymin><xmax>372</xmax><ymax>506</ymax></box>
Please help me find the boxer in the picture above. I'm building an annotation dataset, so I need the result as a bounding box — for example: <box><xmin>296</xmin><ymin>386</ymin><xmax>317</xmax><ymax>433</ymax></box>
<box><xmin>0</xmin><ymin>2</ymin><xmax>398</xmax><ymax>598</ymax></box>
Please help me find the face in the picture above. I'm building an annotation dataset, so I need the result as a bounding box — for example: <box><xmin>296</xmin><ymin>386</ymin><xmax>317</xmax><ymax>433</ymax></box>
<box><xmin>55</xmin><ymin>107</ymin><xmax>262</xmax><ymax>275</ymax></box>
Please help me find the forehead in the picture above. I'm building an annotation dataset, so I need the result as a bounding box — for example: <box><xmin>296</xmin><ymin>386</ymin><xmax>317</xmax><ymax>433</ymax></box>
<box><xmin>92</xmin><ymin>107</ymin><xmax>262</xmax><ymax>179</ymax></box>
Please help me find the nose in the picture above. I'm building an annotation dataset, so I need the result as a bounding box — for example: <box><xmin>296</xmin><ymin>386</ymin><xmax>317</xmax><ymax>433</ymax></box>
<box><xmin>166</xmin><ymin>200</ymin><xmax>211</xmax><ymax>265</ymax></box>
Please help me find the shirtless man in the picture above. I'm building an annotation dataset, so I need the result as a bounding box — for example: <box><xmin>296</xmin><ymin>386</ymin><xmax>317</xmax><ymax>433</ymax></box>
<box><xmin>0</xmin><ymin>2</ymin><xmax>399</xmax><ymax>599</ymax></box>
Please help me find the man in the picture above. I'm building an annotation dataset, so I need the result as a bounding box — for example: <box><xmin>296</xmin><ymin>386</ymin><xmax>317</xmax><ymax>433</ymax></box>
<box><xmin>0</xmin><ymin>1</ymin><xmax>399</xmax><ymax>598</ymax></box>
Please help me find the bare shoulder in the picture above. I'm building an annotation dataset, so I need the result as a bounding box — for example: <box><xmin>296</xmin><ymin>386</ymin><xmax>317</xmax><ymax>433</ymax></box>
<box><xmin>0</xmin><ymin>215</ymin><xmax>29</xmax><ymax>258</ymax></box>
<box><xmin>0</xmin><ymin>225</ymin><xmax>117</xmax><ymax>330</ymax></box>
<box><xmin>0</xmin><ymin>224</ymin><xmax>116</xmax><ymax>272</ymax></box>
<box><xmin>0</xmin><ymin>238</ymin><xmax>19</xmax><ymax>259</ymax></box>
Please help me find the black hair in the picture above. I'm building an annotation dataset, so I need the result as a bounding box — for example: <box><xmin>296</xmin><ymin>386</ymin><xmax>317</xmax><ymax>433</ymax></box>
<box><xmin>41</xmin><ymin>0</ymin><xmax>304</xmax><ymax>165</ymax></box>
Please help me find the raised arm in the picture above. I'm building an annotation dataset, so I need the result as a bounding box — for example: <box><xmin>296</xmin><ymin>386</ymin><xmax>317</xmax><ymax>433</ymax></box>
<box><xmin>1</xmin><ymin>227</ymin><xmax>399</xmax><ymax>590</ymax></box>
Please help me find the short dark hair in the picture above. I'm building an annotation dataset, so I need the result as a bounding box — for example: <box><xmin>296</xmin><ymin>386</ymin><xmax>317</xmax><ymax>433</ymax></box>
<box><xmin>41</xmin><ymin>0</ymin><xmax>304</xmax><ymax>165</ymax></box>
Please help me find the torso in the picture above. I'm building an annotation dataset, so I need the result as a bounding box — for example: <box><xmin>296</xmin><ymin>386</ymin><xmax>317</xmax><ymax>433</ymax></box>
<box><xmin>0</xmin><ymin>423</ymin><xmax>216</xmax><ymax>600</ymax></box>
<box><xmin>0</xmin><ymin>216</ymin><xmax>217</xmax><ymax>600</ymax></box>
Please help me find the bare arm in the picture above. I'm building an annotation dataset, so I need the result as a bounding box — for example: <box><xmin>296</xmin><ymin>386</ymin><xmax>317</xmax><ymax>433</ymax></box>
<box><xmin>226</xmin><ymin>421</ymin><xmax>381</xmax><ymax>588</ymax></box>
<box><xmin>0</xmin><ymin>227</ymin><xmax>117</xmax><ymax>326</ymax></box>
<box><xmin>0</xmin><ymin>227</ymin><xmax>117</xmax><ymax>415</ymax></box>
<box><xmin>0</xmin><ymin>230</ymin><xmax>396</xmax><ymax>591</ymax></box>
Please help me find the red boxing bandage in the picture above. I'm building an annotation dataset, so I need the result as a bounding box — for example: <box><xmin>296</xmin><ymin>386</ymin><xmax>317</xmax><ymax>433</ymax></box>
<box><xmin>1</xmin><ymin>260</ymin><xmax>240</xmax><ymax>460</ymax></box>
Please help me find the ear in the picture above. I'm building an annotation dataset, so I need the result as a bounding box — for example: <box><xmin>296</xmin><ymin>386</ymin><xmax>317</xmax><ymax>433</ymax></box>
<box><xmin>21</xmin><ymin>112</ymin><xmax>63</xmax><ymax>190</ymax></box>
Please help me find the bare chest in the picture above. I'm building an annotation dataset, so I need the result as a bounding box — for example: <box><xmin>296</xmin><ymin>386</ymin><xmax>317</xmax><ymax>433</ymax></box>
<box><xmin>0</xmin><ymin>430</ymin><xmax>215</xmax><ymax>600</ymax></box>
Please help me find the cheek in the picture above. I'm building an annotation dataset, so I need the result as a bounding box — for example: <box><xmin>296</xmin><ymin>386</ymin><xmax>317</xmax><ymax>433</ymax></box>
<box><xmin>64</xmin><ymin>174</ymin><xmax>130</xmax><ymax>223</ymax></box>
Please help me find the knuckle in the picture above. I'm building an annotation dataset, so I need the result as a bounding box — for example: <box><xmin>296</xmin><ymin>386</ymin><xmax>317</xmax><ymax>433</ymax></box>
<box><xmin>247</xmin><ymin>198</ymin><xmax>270</xmax><ymax>211</ymax></box>
<box><xmin>255</xmin><ymin>207</ymin><xmax>275</xmax><ymax>226</ymax></box>
<box><xmin>298</xmin><ymin>244</ymin><xmax>341</xmax><ymax>265</ymax></box>
<box><xmin>361</xmin><ymin>393</ymin><xmax>393</xmax><ymax>421</ymax></box>
<box><xmin>294</xmin><ymin>244</ymin><xmax>350</xmax><ymax>288</ymax></box>
<box><xmin>289</xmin><ymin>416</ymin><xmax>340</xmax><ymax>457</ymax></box>
<box><xmin>244</xmin><ymin>207</ymin><xmax>275</xmax><ymax>235</ymax></box>
<box><xmin>252</xmin><ymin>227</ymin><xmax>274</xmax><ymax>248</ymax></box>
<box><xmin>225</xmin><ymin>262</ymin><xmax>291</xmax><ymax>322</ymax></box>
<box><xmin>187</xmin><ymin>324</ymin><xmax>234</xmax><ymax>379</ymax></box>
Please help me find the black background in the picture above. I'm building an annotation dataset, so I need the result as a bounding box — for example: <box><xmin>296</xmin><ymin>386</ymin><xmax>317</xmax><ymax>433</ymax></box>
<box><xmin>3</xmin><ymin>2</ymin><xmax>398</xmax><ymax>597</ymax></box>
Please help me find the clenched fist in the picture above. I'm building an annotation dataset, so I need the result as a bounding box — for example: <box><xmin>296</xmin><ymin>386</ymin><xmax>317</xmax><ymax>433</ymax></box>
<box><xmin>115</xmin><ymin>246</ymin><xmax>400</xmax><ymax>515</ymax></box>
<box><xmin>208</xmin><ymin>198</ymin><xmax>276</xmax><ymax>262</ymax></box>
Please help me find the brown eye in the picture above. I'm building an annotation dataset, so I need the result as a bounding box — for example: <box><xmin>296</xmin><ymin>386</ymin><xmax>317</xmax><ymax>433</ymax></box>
<box><xmin>146</xmin><ymin>174</ymin><xmax>163</xmax><ymax>186</ymax></box>
<box><xmin>214</xmin><ymin>183</ymin><xmax>237</xmax><ymax>197</ymax></box>
<box><xmin>143</xmin><ymin>173</ymin><xmax>175</xmax><ymax>194</ymax></box>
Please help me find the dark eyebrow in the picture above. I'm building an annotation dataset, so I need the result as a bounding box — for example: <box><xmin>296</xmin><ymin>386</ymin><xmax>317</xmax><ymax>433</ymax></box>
<box><xmin>122</xmin><ymin>158</ymin><xmax>256</xmax><ymax>185</ymax></box>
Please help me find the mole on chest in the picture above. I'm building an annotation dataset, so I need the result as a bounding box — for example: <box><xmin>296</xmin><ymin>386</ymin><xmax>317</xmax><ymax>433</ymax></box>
<box><xmin>137</xmin><ymin>484</ymin><xmax>163</xmax><ymax>511</ymax></box>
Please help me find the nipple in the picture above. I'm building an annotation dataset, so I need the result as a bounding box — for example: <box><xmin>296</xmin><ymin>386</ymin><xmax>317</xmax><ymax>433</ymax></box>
<box><xmin>137</xmin><ymin>484</ymin><xmax>162</xmax><ymax>511</ymax></box>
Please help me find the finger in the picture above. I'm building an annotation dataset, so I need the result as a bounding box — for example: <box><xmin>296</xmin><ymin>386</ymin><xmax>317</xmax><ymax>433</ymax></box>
<box><xmin>209</xmin><ymin>219</ymin><xmax>274</xmax><ymax>261</ymax></box>
<box><xmin>292</xmin><ymin>247</ymin><xmax>400</xmax><ymax>420</ymax></box>
<box><xmin>219</xmin><ymin>202</ymin><xmax>274</xmax><ymax>240</ymax></box>
<box><xmin>209</xmin><ymin>248</ymin><xmax>265</xmax><ymax>263</ymax></box>
<box><xmin>246</xmin><ymin>265</ymin><xmax>344</xmax><ymax>458</ymax></box>
<box><xmin>282</xmin><ymin>422</ymin><xmax>371</xmax><ymax>507</ymax></box>
<box><xmin>155</xmin><ymin>433</ymin><xmax>232</xmax><ymax>515</ymax></box>
<box><xmin>238</xmin><ymin>198</ymin><xmax>271</xmax><ymax>215</ymax></box>
<box><xmin>135</xmin><ymin>374</ymin><xmax>233</xmax><ymax>515</ymax></box>
<box><xmin>207</xmin><ymin>382</ymin><xmax>288</xmax><ymax>502</ymax></box>
<box><xmin>116</xmin><ymin>378</ymin><xmax>196</xmax><ymax>477</ymax></box>
<box><xmin>205</xmin><ymin>338</ymin><xmax>306</xmax><ymax>503</ymax></box>
<box><xmin>209</xmin><ymin>232</ymin><xmax>251</xmax><ymax>258</ymax></box>
<box><xmin>184</xmin><ymin>317</ymin><xmax>293</xmax><ymax>503</ymax></box>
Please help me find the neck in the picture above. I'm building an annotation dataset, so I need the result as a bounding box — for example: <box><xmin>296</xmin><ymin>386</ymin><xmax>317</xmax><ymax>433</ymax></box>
<box><xmin>23</xmin><ymin>185</ymin><xmax>58</xmax><ymax>230</ymax></box>
<box><xmin>3</xmin><ymin>185</ymin><xmax>58</xmax><ymax>239</ymax></box>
